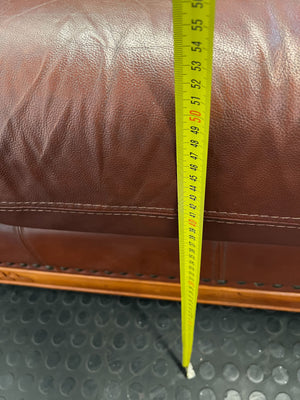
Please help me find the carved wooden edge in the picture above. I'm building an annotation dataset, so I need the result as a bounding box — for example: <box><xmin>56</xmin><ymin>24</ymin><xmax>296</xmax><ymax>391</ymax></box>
<box><xmin>0</xmin><ymin>270</ymin><xmax>33</xmax><ymax>283</ymax></box>
<box><xmin>0</xmin><ymin>266</ymin><xmax>299</xmax><ymax>312</ymax></box>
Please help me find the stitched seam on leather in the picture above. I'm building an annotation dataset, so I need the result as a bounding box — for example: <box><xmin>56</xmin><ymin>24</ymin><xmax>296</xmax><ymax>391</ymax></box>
<box><xmin>0</xmin><ymin>209</ymin><xmax>176</xmax><ymax>219</ymax></box>
<box><xmin>0</xmin><ymin>202</ymin><xmax>174</xmax><ymax>211</ymax></box>
<box><xmin>205</xmin><ymin>220</ymin><xmax>300</xmax><ymax>230</ymax></box>
<box><xmin>0</xmin><ymin>208</ymin><xmax>300</xmax><ymax>229</ymax></box>
<box><xmin>205</xmin><ymin>211</ymin><xmax>300</xmax><ymax>220</ymax></box>
<box><xmin>0</xmin><ymin>202</ymin><xmax>299</xmax><ymax>220</ymax></box>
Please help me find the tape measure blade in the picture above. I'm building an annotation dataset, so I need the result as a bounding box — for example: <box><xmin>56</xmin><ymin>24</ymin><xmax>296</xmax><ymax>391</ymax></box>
<box><xmin>173</xmin><ymin>0</ymin><xmax>216</xmax><ymax>369</ymax></box>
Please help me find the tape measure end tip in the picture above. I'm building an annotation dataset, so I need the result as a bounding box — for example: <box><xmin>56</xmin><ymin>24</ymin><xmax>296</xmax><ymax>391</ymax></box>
<box><xmin>185</xmin><ymin>363</ymin><xmax>196</xmax><ymax>380</ymax></box>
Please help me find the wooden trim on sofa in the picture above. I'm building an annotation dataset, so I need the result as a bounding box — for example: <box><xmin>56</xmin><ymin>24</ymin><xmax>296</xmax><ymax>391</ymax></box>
<box><xmin>0</xmin><ymin>266</ymin><xmax>299</xmax><ymax>312</ymax></box>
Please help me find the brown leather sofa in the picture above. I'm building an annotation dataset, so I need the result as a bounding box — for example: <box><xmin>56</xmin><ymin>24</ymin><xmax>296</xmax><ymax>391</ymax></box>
<box><xmin>0</xmin><ymin>0</ymin><xmax>299</xmax><ymax>312</ymax></box>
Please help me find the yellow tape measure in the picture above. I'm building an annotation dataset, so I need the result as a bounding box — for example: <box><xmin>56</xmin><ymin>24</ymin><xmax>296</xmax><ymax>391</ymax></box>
<box><xmin>172</xmin><ymin>0</ymin><xmax>215</xmax><ymax>375</ymax></box>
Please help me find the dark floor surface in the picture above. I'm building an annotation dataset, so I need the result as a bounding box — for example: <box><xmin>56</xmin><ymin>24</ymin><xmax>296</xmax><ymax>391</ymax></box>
<box><xmin>0</xmin><ymin>284</ymin><xmax>299</xmax><ymax>399</ymax></box>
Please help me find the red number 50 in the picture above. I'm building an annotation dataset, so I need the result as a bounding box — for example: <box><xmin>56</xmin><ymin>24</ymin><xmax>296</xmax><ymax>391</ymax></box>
<box><xmin>189</xmin><ymin>110</ymin><xmax>201</xmax><ymax>123</ymax></box>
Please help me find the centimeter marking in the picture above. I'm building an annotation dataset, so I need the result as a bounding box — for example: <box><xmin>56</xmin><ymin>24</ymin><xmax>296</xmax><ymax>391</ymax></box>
<box><xmin>172</xmin><ymin>0</ymin><xmax>215</xmax><ymax>368</ymax></box>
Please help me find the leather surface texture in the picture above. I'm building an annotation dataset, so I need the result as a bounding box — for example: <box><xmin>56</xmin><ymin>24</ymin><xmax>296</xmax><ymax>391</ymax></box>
<box><xmin>0</xmin><ymin>0</ymin><xmax>299</xmax><ymax>246</ymax></box>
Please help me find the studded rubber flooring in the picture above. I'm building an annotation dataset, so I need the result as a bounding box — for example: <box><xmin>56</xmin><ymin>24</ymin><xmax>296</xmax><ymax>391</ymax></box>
<box><xmin>0</xmin><ymin>285</ymin><xmax>299</xmax><ymax>400</ymax></box>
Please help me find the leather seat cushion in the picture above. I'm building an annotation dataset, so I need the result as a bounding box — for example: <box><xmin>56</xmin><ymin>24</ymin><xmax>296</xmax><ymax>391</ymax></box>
<box><xmin>0</xmin><ymin>0</ymin><xmax>299</xmax><ymax>246</ymax></box>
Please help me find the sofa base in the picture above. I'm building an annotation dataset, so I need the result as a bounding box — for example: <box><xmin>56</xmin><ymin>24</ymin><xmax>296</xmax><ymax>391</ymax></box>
<box><xmin>1</xmin><ymin>265</ymin><xmax>300</xmax><ymax>312</ymax></box>
<box><xmin>1</xmin><ymin>223</ymin><xmax>300</xmax><ymax>311</ymax></box>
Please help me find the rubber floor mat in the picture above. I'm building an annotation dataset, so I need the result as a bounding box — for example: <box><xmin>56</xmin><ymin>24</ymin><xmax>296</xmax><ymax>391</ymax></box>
<box><xmin>0</xmin><ymin>284</ymin><xmax>299</xmax><ymax>399</ymax></box>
